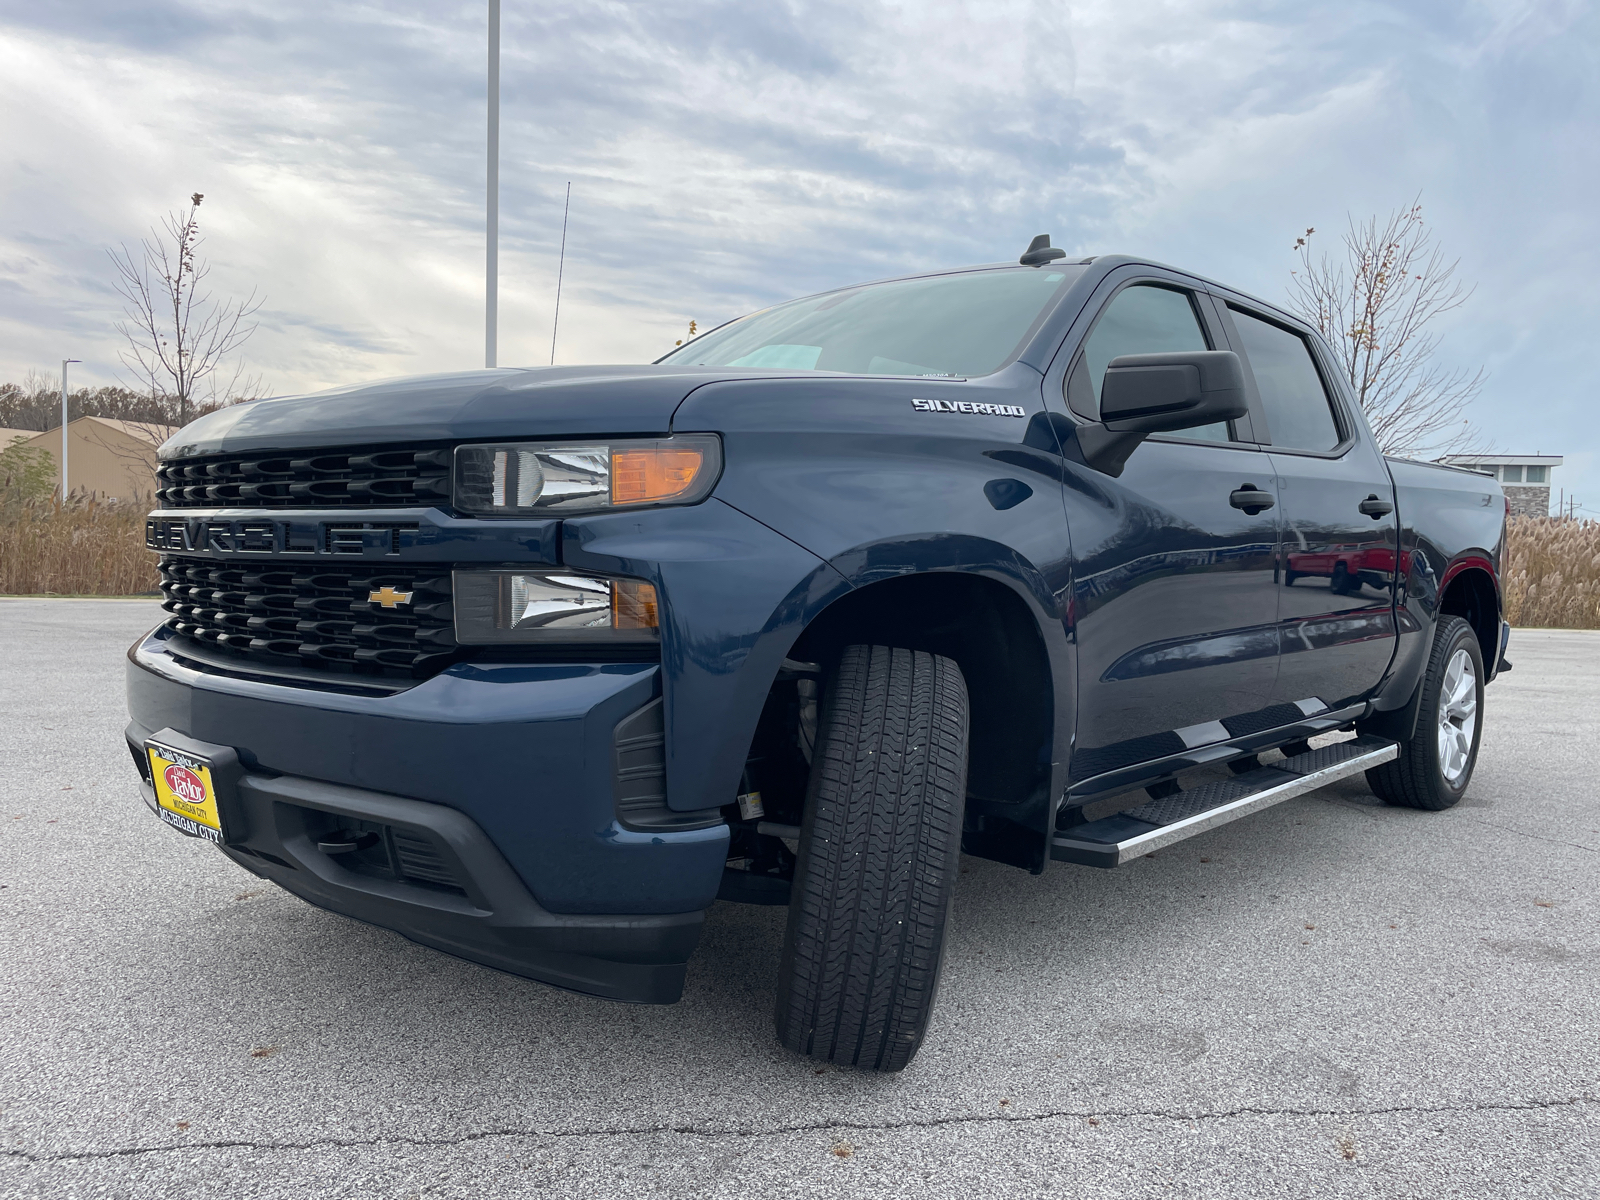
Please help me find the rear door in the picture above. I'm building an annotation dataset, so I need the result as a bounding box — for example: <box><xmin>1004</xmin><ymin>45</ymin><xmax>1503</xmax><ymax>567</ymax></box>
<box><xmin>1217</xmin><ymin>301</ymin><xmax>1399</xmax><ymax>711</ymax></box>
<box><xmin>1051</xmin><ymin>275</ymin><xmax>1283</xmax><ymax>785</ymax></box>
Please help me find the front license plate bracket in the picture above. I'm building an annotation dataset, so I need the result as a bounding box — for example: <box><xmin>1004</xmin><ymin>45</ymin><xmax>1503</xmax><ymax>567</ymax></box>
<box><xmin>143</xmin><ymin>728</ymin><xmax>248</xmax><ymax>844</ymax></box>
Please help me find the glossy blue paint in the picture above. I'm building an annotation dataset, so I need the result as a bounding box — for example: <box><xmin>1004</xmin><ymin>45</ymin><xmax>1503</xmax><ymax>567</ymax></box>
<box><xmin>125</xmin><ymin>633</ymin><xmax>728</xmax><ymax>913</ymax></box>
<box><xmin>163</xmin><ymin>366</ymin><xmax>819</xmax><ymax>457</ymax></box>
<box><xmin>1058</xmin><ymin>438</ymin><xmax>1281</xmax><ymax>760</ymax></box>
<box><xmin>1269</xmin><ymin>440</ymin><xmax>1401</xmax><ymax>710</ymax></box>
<box><xmin>1379</xmin><ymin>457</ymin><xmax>1506</xmax><ymax>707</ymax></box>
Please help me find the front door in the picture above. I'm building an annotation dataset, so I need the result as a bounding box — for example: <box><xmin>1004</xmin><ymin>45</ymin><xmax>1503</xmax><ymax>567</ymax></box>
<box><xmin>1219</xmin><ymin>301</ymin><xmax>1399</xmax><ymax>710</ymax></box>
<box><xmin>1057</xmin><ymin>279</ymin><xmax>1283</xmax><ymax>786</ymax></box>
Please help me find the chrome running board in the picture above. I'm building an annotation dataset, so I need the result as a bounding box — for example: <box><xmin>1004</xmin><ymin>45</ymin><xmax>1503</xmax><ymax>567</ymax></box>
<box><xmin>1051</xmin><ymin>735</ymin><xmax>1398</xmax><ymax>869</ymax></box>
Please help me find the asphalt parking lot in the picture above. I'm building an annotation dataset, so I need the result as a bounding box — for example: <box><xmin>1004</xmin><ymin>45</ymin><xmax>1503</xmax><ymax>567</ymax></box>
<box><xmin>1</xmin><ymin>599</ymin><xmax>1595</xmax><ymax>1199</ymax></box>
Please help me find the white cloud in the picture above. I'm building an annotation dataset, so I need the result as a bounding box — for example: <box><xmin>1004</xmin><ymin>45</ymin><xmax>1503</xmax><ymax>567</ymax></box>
<box><xmin>1</xmin><ymin>0</ymin><xmax>1596</xmax><ymax>504</ymax></box>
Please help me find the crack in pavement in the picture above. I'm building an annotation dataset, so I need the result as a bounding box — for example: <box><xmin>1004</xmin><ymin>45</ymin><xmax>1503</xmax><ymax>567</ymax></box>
<box><xmin>4</xmin><ymin>1094</ymin><xmax>1594</xmax><ymax>1165</ymax></box>
<box><xmin>1448</xmin><ymin>812</ymin><xmax>1598</xmax><ymax>855</ymax></box>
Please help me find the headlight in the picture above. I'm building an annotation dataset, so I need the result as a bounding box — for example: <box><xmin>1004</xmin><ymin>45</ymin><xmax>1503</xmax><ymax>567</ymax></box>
<box><xmin>452</xmin><ymin>435</ymin><xmax>721</xmax><ymax>517</ymax></box>
<box><xmin>453</xmin><ymin>570</ymin><xmax>659</xmax><ymax>644</ymax></box>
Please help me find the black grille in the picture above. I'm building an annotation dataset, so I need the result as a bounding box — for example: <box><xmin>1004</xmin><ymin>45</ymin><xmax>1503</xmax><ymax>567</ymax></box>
<box><xmin>391</xmin><ymin>828</ymin><xmax>460</xmax><ymax>887</ymax></box>
<box><xmin>158</xmin><ymin>556</ymin><xmax>458</xmax><ymax>680</ymax></box>
<box><xmin>155</xmin><ymin>444</ymin><xmax>452</xmax><ymax>509</ymax></box>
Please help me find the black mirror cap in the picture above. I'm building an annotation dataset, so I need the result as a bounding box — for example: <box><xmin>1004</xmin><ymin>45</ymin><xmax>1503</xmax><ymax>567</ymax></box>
<box><xmin>1099</xmin><ymin>350</ymin><xmax>1248</xmax><ymax>433</ymax></box>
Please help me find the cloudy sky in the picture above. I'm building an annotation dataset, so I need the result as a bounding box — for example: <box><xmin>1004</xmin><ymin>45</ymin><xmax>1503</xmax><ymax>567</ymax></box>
<box><xmin>2</xmin><ymin>1</ymin><xmax>1596</xmax><ymax>503</ymax></box>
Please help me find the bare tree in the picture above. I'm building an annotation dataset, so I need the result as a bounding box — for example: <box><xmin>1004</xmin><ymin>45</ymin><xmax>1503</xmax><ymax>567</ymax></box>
<box><xmin>0</xmin><ymin>371</ymin><xmax>174</xmax><ymax>431</ymax></box>
<box><xmin>108</xmin><ymin>193</ymin><xmax>264</xmax><ymax>428</ymax></box>
<box><xmin>1288</xmin><ymin>201</ymin><xmax>1485</xmax><ymax>458</ymax></box>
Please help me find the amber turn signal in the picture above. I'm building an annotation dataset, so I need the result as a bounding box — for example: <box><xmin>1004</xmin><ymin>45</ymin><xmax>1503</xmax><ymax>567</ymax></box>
<box><xmin>612</xmin><ymin>579</ymin><xmax>659</xmax><ymax>629</ymax></box>
<box><xmin>611</xmin><ymin>447</ymin><xmax>706</xmax><ymax>506</ymax></box>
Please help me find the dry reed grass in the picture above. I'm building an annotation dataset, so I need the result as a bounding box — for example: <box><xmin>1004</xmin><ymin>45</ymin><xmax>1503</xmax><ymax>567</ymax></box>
<box><xmin>0</xmin><ymin>498</ymin><xmax>159</xmax><ymax>596</ymax></box>
<box><xmin>1502</xmin><ymin>516</ymin><xmax>1600</xmax><ymax>629</ymax></box>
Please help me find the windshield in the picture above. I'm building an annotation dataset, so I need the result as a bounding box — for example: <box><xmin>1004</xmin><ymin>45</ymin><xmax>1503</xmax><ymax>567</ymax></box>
<box><xmin>659</xmin><ymin>265</ymin><xmax>1083</xmax><ymax>378</ymax></box>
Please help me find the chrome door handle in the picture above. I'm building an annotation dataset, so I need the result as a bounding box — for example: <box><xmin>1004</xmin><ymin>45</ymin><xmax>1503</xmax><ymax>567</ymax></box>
<box><xmin>1229</xmin><ymin>486</ymin><xmax>1274</xmax><ymax>514</ymax></box>
<box><xmin>1359</xmin><ymin>494</ymin><xmax>1394</xmax><ymax>519</ymax></box>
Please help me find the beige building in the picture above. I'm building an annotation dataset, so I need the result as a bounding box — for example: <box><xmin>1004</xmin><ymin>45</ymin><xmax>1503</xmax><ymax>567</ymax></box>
<box><xmin>4</xmin><ymin>417</ymin><xmax>175</xmax><ymax>503</ymax></box>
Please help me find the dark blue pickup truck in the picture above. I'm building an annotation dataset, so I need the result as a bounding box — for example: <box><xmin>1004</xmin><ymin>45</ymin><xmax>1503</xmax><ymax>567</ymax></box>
<box><xmin>127</xmin><ymin>239</ymin><xmax>1508</xmax><ymax>1071</ymax></box>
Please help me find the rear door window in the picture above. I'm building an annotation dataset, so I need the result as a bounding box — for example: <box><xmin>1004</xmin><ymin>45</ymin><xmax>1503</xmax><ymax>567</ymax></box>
<box><xmin>1228</xmin><ymin>308</ymin><xmax>1343</xmax><ymax>452</ymax></box>
<box><xmin>1071</xmin><ymin>284</ymin><xmax>1232</xmax><ymax>443</ymax></box>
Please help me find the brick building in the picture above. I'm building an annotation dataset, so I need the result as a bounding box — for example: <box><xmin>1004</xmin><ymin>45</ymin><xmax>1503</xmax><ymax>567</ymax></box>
<box><xmin>1438</xmin><ymin>454</ymin><xmax>1563</xmax><ymax>518</ymax></box>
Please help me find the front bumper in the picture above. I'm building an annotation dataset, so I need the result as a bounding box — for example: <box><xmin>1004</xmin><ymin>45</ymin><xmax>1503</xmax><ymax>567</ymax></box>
<box><xmin>126</xmin><ymin>628</ymin><xmax>729</xmax><ymax>1003</ymax></box>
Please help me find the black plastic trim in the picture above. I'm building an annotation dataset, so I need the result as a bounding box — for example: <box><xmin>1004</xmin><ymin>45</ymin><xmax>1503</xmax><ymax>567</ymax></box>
<box><xmin>612</xmin><ymin>698</ymin><xmax>725</xmax><ymax>832</ymax></box>
<box><xmin>160</xmin><ymin>634</ymin><xmax>414</xmax><ymax>696</ymax></box>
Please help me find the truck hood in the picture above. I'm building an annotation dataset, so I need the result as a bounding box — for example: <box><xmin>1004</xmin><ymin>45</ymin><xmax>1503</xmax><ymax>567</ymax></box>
<box><xmin>159</xmin><ymin>365</ymin><xmax>768</xmax><ymax>458</ymax></box>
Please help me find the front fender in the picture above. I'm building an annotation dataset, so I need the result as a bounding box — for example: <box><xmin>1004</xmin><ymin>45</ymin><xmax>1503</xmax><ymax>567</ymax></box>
<box><xmin>563</xmin><ymin>500</ymin><xmax>849</xmax><ymax>813</ymax></box>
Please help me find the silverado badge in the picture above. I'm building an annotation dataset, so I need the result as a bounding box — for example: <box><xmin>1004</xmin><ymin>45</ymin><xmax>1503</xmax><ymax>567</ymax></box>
<box><xmin>368</xmin><ymin>586</ymin><xmax>415</xmax><ymax>608</ymax></box>
<box><xmin>911</xmin><ymin>398</ymin><xmax>1026</xmax><ymax>417</ymax></box>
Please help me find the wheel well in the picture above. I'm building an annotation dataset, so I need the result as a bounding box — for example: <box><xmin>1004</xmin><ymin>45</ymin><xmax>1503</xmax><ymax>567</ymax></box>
<box><xmin>1439</xmin><ymin>566</ymin><xmax>1499</xmax><ymax>668</ymax></box>
<box><xmin>786</xmin><ymin>572</ymin><xmax>1054</xmax><ymax>807</ymax></box>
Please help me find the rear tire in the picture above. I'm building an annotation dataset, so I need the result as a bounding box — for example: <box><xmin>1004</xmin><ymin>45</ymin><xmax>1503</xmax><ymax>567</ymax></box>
<box><xmin>1366</xmin><ymin>615</ymin><xmax>1483</xmax><ymax>811</ymax></box>
<box><xmin>774</xmin><ymin>644</ymin><xmax>969</xmax><ymax>1072</ymax></box>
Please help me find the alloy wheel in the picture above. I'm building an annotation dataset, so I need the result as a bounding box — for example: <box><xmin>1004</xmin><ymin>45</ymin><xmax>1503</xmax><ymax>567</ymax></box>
<box><xmin>1436</xmin><ymin>646</ymin><xmax>1478</xmax><ymax>786</ymax></box>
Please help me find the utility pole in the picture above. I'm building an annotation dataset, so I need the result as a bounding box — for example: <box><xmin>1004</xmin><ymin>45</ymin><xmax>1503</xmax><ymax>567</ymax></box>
<box><xmin>60</xmin><ymin>358</ymin><xmax>79</xmax><ymax>502</ymax></box>
<box><xmin>486</xmin><ymin>0</ymin><xmax>500</xmax><ymax>368</ymax></box>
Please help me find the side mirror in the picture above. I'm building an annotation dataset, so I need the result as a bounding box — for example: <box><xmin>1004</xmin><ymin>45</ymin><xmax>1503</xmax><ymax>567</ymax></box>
<box><xmin>1099</xmin><ymin>351</ymin><xmax>1248</xmax><ymax>433</ymax></box>
<box><xmin>1073</xmin><ymin>350</ymin><xmax>1249</xmax><ymax>477</ymax></box>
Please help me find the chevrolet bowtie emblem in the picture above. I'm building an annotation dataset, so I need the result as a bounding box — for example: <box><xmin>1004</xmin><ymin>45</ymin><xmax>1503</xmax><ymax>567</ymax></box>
<box><xmin>368</xmin><ymin>586</ymin><xmax>415</xmax><ymax>608</ymax></box>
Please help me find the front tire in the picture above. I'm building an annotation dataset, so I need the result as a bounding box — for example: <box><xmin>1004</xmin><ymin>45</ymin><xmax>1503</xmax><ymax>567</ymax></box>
<box><xmin>1366</xmin><ymin>615</ymin><xmax>1484</xmax><ymax>811</ymax></box>
<box><xmin>775</xmin><ymin>644</ymin><xmax>969</xmax><ymax>1072</ymax></box>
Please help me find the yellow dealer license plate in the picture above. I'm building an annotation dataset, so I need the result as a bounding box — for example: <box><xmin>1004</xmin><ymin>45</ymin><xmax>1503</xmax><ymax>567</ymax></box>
<box><xmin>147</xmin><ymin>743</ymin><xmax>224</xmax><ymax>843</ymax></box>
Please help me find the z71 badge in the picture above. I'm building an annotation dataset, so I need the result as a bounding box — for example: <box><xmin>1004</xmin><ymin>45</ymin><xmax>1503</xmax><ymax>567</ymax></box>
<box><xmin>911</xmin><ymin>399</ymin><xmax>1026</xmax><ymax>417</ymax></box>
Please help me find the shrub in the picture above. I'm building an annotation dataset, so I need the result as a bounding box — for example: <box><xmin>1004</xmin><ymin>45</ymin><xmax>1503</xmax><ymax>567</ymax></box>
<box><xmin>1</xmin><ymin>435</ymin><xmax>56</xmax><ymax>503</ymax></box>
<box><xmin>1502</xmin><ymin>516</ymin><xmax>1600</xmax><ymax>629</ymax></box>
<box><xmin>0</xmin><ymin>495</ymin><xmax>158</xmax><ymax>596</ymax></box>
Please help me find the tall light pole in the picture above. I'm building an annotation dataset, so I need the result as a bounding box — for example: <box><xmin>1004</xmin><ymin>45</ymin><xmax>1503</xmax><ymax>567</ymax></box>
<box><xmin>550</xmin><ymin>182</ymin><xmax>570</xmax><ymax>366</ymax></box>
<box><xmin>60</xmin><ymin>358</ymin><xmax>79</xmax><ymax>502</ymax></box>
<box><xmin>486</xmin><ymin>0</ymin><xmax>500</xmax><ymax>369</ymax></box>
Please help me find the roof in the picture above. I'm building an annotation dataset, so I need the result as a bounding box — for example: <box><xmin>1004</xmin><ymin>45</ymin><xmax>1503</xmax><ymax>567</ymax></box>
<box><xmin>77</xmin><ymin>416</ymin><xmax>177</xmax><ymax>441</ymax></box>
<box><xmin>1</xmin><ymin>419</ymin><xmax>178</xmax><ymax>446</ymax></box>
<box><xmin>1439</xmin><ymin>454</ymin><xmax>1563</xmax><ymax>467</ymax></box>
